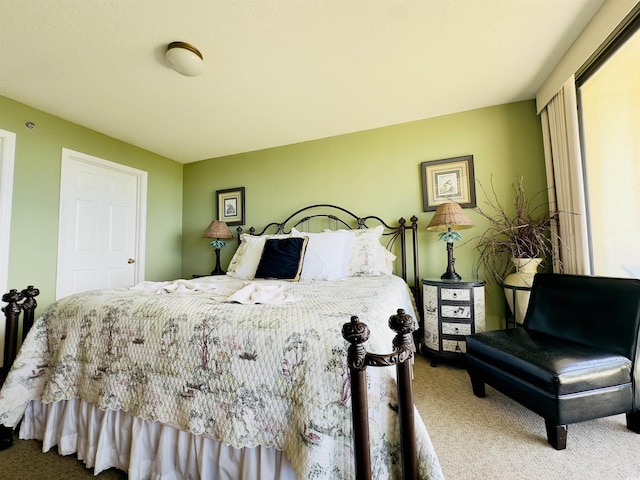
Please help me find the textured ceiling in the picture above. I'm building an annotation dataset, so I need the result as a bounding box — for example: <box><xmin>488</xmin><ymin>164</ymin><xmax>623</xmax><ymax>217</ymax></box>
<box><xmin>0</xmin><ymin>0</ymin><xmax>606</xmax><ymax>163</ymax></box>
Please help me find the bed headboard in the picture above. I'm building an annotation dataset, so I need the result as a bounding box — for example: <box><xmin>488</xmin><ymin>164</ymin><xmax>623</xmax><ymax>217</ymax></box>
<box><xmin>236</xmin><ymin>204</ymin><xmax>419</xmax><ymax>292</ymax></box>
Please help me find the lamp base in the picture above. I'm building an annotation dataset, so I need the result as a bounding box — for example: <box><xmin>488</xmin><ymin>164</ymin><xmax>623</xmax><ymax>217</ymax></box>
<box><xmin>210</xmin><ymin>248</ymin><xmax>225</xmax><ymax>276</ymax></box>
<box><xmin>441</xmin><ymin>271</ymin><xmax>461</xmax><ymax>281</ymax></box>
<box><xmin>442</xmin><ymin>241</ymin><xmax>462</xmax><ymax>281</ymax></box>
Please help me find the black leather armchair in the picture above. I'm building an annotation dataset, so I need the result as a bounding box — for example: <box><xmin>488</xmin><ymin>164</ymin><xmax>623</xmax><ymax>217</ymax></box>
<box><xmin>466</xmin><ymin>273</ymin><xmax>640</xmax><ymax>449</ymax></box>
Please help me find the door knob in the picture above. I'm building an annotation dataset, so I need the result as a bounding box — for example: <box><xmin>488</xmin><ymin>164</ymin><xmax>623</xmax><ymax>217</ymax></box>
<box><xmin>128</xmin><ymin>258</ymin><xmax>136</xmax><ymax>264</ymax></box>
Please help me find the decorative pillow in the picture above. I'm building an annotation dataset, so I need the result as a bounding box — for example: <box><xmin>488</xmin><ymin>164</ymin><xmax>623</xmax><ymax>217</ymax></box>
<box><xmin>347</xmin><ymin>225</ymin><xmax>395</xmax><ymax>276</ymax></box>
<box><xmin>255</xmin><ymin>237</ymin><xmax>309</xmax><ymax>281</ymax></box>
<box><xmin>291</xmin><ymin>227</ymin><xmax>354</xmax><ymax>280</ymax></box>
<box><xmin>324</xmin><ymin>225</ymin><xmax>395</xmax><ymax>276</ymax></box>
<box><xmin>227</xmin><ymin>233</ymin><xmax>290</xmax><ymax>280</ymax></box>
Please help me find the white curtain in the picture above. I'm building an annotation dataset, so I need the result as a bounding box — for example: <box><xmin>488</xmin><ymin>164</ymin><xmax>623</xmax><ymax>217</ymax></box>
<box><xmin>539</xmin><ymin>76</ymin><xmax>591</xmax><ymax>275</ymax></box>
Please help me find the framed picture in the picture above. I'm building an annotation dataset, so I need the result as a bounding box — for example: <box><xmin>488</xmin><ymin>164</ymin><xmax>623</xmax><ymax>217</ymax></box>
<box><xmin>216</xmin><ymin>187</ymin><xmax>245</xmax><ymax>226</ymax></box>
<box><xmin>420</xmin><ymin>155</ymin><xmax>476</xmax><ymax>211</ymax></box>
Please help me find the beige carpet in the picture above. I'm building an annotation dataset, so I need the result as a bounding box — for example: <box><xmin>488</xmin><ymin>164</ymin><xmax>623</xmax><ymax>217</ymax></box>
<box><xmin>413</xmin><ymin>354</ymin><xmax>640</xmax><ymax>480</ymax></box>
<box><xmin>1</xmin><ymin>354</ymin><xmax>639</xmax><ymax>478</ymax></box>
<box><xmin>0</xmin><ymin>437</ymin><xmax>126</xmax><ymax>479</ymax></box>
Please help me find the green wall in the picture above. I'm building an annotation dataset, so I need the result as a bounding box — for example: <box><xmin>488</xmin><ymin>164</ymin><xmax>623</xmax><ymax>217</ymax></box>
<box><xmin>183</xmin><ymin>100</ymin><xmax>547</xmax><ymax>330</ymax></box>
<box><xmin>0</xmin><ymin>94</ymin><xmax>547</xmax><ymax>330</ymax></box>
<box><xmin>0</xmin><ymin>95</ymin><xmax>184</xmax><ymax>311</ymax></box>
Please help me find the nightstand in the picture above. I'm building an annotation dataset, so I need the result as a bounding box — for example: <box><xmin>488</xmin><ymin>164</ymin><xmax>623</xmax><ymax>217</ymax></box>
<box><xmin>422</xmin><ymin>278</ymin><xmax>485</xmax><ymax>365</ymax></box>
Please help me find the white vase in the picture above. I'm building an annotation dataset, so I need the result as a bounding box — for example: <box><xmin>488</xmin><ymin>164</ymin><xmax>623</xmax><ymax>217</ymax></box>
<box><xmin>503</xmin><ymin>258</ymin><xmax>542</xmax><ymax>325</ymax></box>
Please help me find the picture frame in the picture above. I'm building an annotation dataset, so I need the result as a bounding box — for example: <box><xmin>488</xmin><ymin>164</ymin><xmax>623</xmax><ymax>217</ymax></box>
<box><xmin>420</xmin><ymin>155</ymin><xmax>476</xmax><ymax>211</ymax></box>
<box><xmin>216</xmin><ymin>187</ymin><xmax>245</xmax><ymax>226</ymax></box>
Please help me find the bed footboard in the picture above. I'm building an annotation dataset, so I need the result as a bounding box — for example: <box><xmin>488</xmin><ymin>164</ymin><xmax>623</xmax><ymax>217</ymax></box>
<box><xmin>1</xmin><ymin>286</ymin><xmax>39</xmax><ymax>450</ymax></box>
<box><xmin>342</xmin><ymin>309</ymin><xmax>417</xmax><ymax>480</ymax></box>
<box><xmin>2</xmin><ymin>286</ymin><xmax>39</xmax><ymax>377</ymax></box>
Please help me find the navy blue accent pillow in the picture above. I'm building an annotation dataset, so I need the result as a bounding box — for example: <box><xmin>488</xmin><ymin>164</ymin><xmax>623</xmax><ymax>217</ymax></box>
<box><xmin>255</xmin><ymin>237</ymin><xmax>309</xmax><ymax>281</ymax></box>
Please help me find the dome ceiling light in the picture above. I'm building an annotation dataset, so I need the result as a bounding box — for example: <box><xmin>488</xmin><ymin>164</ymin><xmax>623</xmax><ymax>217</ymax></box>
<box><xmin>165</xmin><ymin>41</ymin><xmax>204</xmax><ymax>77</ymax></box>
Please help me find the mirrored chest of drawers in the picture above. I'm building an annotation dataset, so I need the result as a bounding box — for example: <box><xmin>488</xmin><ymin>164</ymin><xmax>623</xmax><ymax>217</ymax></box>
<box><xmin>422</xmin><ymin>278</ymin><xmax>485</xmax><ymax>364</ymax></box>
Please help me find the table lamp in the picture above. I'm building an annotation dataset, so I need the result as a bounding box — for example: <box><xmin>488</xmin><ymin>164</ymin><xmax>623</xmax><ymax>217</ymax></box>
<box><xmin>426</xmin><ymin>202</ymin><xmax>474</xmax><ymax>281</ymax></box>
<box><xmin>202</xmin><ymin>220</ymin><xmax>234</xmax><ymax>275</ymax></box>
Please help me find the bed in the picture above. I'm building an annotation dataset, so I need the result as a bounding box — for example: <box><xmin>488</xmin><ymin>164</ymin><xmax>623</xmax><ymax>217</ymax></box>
<box><xmin>0</xmin><ymin>204</ymin><xmax>444</xmax><ymax>479</ymax></box>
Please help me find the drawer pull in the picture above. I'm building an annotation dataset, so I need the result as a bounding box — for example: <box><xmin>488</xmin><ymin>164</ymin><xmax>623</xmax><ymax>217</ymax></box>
<box><xmin>441</xmin><ymin>288</ymin><xmax>471</xmax><ymax>301</ymax></box>
<box><xmin>441</xmin><ymin>322</ymin><xmax>472</xmax><ymax>335</ymax></box>
<box><xmin>441</xmin><ymin>305</ymin><xmax>471</xmax><ymax>319</ymax></box>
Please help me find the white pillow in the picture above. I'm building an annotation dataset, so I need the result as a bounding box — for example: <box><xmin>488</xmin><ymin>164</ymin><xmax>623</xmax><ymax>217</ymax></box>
<box><xmin>291</xmin><ymin>227</ymin><xmax>354</xmax><ymax>280</ymax></box>
<box><xmin>323</xmin><ymin>225</ymin><xmax>396</xmax><ymax>276</ymax></box>
<box><xmin>347</xmin><ymin>225</ymin><xmax>395</xmax><ymax>276</ymax></box>
<box><xmin>227</xmin><ymin>233</ymin><xmax>290</xmax><ymax>279</ymax></box>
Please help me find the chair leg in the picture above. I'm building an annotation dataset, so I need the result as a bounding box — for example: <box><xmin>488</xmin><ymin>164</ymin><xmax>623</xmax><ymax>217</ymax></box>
<box><xmin>469</xmin><ymin>373</ymin><xmax>486</xmax><ymax>398</ymax></box>
<box><xmin>626</xmin><ymin>411</ymin><xmax>640</xmax><ymax>433</ymax></box>
<box><xmin>545</xmin><ymin>420</ymin><xmax>567</xmax><ymax>450</ymax></box>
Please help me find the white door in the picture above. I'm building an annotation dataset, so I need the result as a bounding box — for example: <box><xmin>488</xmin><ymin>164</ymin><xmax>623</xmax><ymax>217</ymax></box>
<box><xmin>0</xmin><ymin>128</ymin><xmax>16</xmax><ymax>366</ymax></box>
<box><xmin>56</xmin><ymin>149</ymin><xmax>147</xmax><ymax>299</ymax></box>
<box><xmin>0</xmin><ymin>129</ymin><xmax>16</xmax><ymax>297</ymax></box>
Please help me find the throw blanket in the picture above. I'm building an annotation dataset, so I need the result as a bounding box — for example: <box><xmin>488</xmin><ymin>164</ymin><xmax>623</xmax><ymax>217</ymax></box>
<box><xmin>0</xmin><ymin>275</ymin><xmax>443</xmax><ymax>480</ymax></box>
<box><xmin>129</xmin><ymin>279</ymin><xmax>299</xmax><ymax>304</ymax></box>
<box><xmin>129</xmin><ymin>279</ymin><xmax>219</xmax><ymax>294</ymax></box>
<box><xmin>226</xmin><ymin>282</ymin><xmax>299</xmax><ymax>304</ymax></box>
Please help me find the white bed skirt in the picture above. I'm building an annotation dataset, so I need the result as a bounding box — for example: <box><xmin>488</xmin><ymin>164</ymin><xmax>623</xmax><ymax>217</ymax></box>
<box><xmin>19</xmin><ymin>399</ymin><xmax>297</xmax><ymax>479</ymax></box>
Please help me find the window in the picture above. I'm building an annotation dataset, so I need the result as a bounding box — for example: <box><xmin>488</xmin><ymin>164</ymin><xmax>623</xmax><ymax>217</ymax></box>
<box><xmin>577</xmin><ymin>17</ymin><xmax>640</xmax><ymax>278</ymax></box>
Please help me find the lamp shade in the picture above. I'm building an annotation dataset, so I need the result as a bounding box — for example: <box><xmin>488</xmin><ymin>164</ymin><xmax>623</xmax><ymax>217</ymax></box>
<box><xmin>426</xmin><ymin>202</ymin><xmax>474</xmax><ymax>231</ymax></box>
<box><xmin>202</xmin><ymin>220</ymin><xmax>233</xmax><ymax>239</ymax></box>
<box><xmin>166</xmin><ymin>41</ymin><xmax>204</xmax><ymax>77</ymax></box>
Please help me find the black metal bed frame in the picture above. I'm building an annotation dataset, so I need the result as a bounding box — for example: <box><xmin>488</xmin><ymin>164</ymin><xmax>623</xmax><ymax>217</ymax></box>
<box><xmin>236</xmin><ymin>203</ymin><xmax>420</xmax><ymax>298</ymax></box>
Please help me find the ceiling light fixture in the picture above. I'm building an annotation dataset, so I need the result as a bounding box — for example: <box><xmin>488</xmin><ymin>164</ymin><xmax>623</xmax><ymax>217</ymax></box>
<box><xmin>165</xmin><ymin>41</ymin><xmax>204</xmax><ymax>77</ymax></box>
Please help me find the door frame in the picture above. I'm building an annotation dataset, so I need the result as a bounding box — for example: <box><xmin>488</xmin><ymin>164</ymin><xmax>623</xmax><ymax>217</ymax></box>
<box><xmin>0</xmin><ymin>128</ymin><xmax>16</xmax><ymax>296</ymax></box>
<box><xmin>56</xmin><ymin>148</ymin><xmax>147</xmax><ymax>299</ymax></box>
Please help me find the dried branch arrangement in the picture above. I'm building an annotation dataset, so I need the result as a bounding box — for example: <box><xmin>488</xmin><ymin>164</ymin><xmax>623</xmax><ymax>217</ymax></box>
<box><xmin>473</xmin><ymin>176</ymin><xmax>561</xmax><ymax>285</ymax></box>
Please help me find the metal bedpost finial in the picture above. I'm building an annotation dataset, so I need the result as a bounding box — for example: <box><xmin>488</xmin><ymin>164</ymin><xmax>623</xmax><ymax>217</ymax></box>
<box><xmin>342</xmin><ymin>315</ymin><xmax>370</xmax><ymax>344</ymax></box>
<box><xmin>2</xmin><ymin>289</ymin><xmax>22</xmax><ymax>304</ymax></box>
<box><xmin>388</xmin><ymin>309</ymin><xmax>414</xmax><ymax>334</ymax></box>
<box><xmin>2</xmin><ymin>289</ymin><xmax>23</xmax><ymax>315</ymax></box>
<box><xmin>22</xmin><ymin>285</ymin><xmax>40</xmax><ymax>297</ymax></box>
<box><xmin>389</xmin><ymin>309</ymin><xmax>415</xmax><ymax>352</ymax></box>
<box><xmin>342</xmin><ymin>315</ymin><xmax>370</xmax><ymax>370</ymax></box>
<box><xmin>21</xmin><ymin>285</ymin><xmax>39</xmax><ymax>310</ymax></box>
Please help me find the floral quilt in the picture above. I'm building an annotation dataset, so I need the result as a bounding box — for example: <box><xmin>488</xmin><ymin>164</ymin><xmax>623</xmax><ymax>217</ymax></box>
<box><xmin>0</xmin><ymin>275</ymin><xmax>443</xmax><ymax>479</ymax></box>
